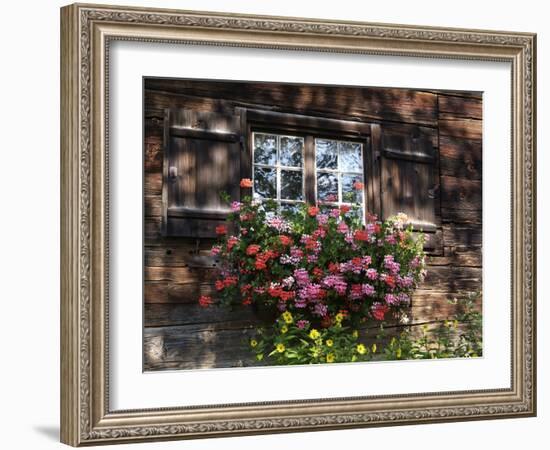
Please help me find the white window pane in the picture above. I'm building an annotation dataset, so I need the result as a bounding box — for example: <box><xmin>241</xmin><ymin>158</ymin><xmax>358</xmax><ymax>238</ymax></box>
<box><xmin>342</xmin><ymin>174</ymin><xmax>364</xmax><ymax>204</ymax></box>
<box><xmin>254</xmin><ymin>133</ymin><xmax>277</xmax><ymax>165</ymax></box>
<box><xmin>280</xmin><ymin>136</ymin><xmax>303</xmax><ymax>167</ymax></box>
<box><xmin>316</xmin><ymin>139</ymin><xmax>338</xmax><ymax>169</ymax></box>
<box><xmin>254</xmin><ymin>167</ymin><xmax>276</xmax><ymax>199</ymax></box>
<box><xmin>339</xmin><ymin>141</ymin><xmax>363</xmax><ymax>172</ymax></box>
<box><xmin>281</xmin><ymin>170</ymin><xmax>303</xmax><ymax>200</ymax></box>
<box><xmin>317</xmin><ymin>172</ymin><xmax>338</xmax><ymax>202</ymax></box>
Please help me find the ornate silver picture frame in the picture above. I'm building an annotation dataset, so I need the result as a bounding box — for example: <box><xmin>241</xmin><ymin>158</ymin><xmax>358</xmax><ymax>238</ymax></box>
<box><xmin>60</xmin><ymin>3</ymin><xmax>536</xmax><ymax>446</ymax></box>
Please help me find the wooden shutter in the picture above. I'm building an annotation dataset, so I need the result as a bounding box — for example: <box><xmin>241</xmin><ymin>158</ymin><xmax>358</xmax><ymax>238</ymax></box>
<box><xmin>162</xmin><ymin>109</ymin><xmax>243</xmax><ymax>237</ymax></box>
<box><xmin>376</xmin><ymin>123</ymin><xmax>441</xmax><ymax>252</ymax></box>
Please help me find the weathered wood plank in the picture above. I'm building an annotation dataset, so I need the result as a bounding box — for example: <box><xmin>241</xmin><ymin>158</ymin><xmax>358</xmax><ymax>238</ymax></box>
<box><xmin>145</xmin><ymin>80</ymin><xmax>439</xmax><ymax>126</ymax></box>
<box><xmin>439</xmin><ymin>117</ymin><xmax>482</xmax><ymax>140</ymax></box>
<box><xmin>144</xmin><ymin>323</ymin><xmax>259</xmax><ymax>370</ymax></box>
<box><xmin>145</xmin><ymin>303</ymin><xmax>258</xmax><ymax>327</ymax></box>
<box><xmin>421</xmin><ymin>266</ymin><xmax>482</xmax><ymax>292</ymax></box>
<box><xmin>144</xmin><ymin>116</ymin><xmax>164</xmax><ymax>138</ymax></box>
<box><xmin>144</xmin><ymin>195</ymin><xmax>162</xmax><ymax>217</ymax></box>
<box><xmin>441</xmin><ymin>208</ymin><xmax>482</xmax><ymax>224</ymax></box>
<box><xmin>442</xmin><ymin>223</ymin><xmax>482</xmax><ymax>248</ymax></box>
<box><xmin>144</xmin><ymin>281</ymin><xmax>216</xmax><ymax>304</ymax></box>
<box><xmin>145</xmin><ymin>245</ymin><xmax>221</xmax><ymax>268</ymax></box>
<box><xmin>145</xmin><ymin>89</ymin><xmax>232</xmax><ymax>118</ymax></box>
<box><xmin>428</xmin><ymin>248</ymin><xmax>482</xmax><ymax>268</ymax></box>
<box><xmin>411</xmin><ymin>290</ymin><xmax>481</xmax><ymax>322</ymax></box>
<box><xmin>144</xmin><ymin>172</ymin><xmax>162</xmax><ymax>196</ymax></box>
<box><xmin>144</xmin><ymin>265</ymin><xmax>216</xmax><ymax>283</ymax></box>
<box><xmin>441</xmin><ymin>175</ymin><xmax>482</xmax><ymax>211</ymax></box>
<box><xmin>439</xmin><ymin>136</ymin><xmax>482</xmax><ymax>180</ymax></box>
<box><xmin>424</xmin><ymin>89</ymin><xmax>482</xmax><ymax>100</ymax></box>
<box><xmin>144</xmin><ymin>137</ymin><xmax>163</xmax><ymax>171</ymax></box>
<box><xmin>438</xmin><ymin>95</ymin><xmax>482</xmax><ymax>119</ymax></box>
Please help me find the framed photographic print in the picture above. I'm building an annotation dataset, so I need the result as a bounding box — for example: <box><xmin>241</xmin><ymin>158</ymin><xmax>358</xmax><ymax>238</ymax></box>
<box><xmin>60</xmin><ymin>3</ymin><xmax>537</xmax><ymax>446</ymax></box>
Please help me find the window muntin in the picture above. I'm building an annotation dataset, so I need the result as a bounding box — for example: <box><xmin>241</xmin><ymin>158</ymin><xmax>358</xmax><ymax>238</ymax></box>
<box><xmin>252</xmin><ymin>132</ymin><xmax>366</xmax><ymax>221</ymax></box>
<box><xmin>252</xmin><ymin>133</ymin><xmax>305</xmax><ymax>210</ymax></box>
<box><xmin>315</xmin><ymin>138</ymin><xmax>365</xmax><ymax>220</ymax></box>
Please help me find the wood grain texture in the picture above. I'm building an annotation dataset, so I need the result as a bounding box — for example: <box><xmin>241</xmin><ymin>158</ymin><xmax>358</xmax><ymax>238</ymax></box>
<box><xmin>439</xmin><ymin>136</ymin><xmax>482</xmax><ymax>180</ymax></box>
<box><xmin>142</xmin><ymin>81</ymin><xmax>483</xmax><ymax>371</ymax></box>
<box><xmin>145</xmin><ymin>78</ymin><xmax>440</xmax><ymax>126</ymax></box>
<box><xmin>441</xmin><ymin>176</ymin><xmax>482</xmax><ymax>211</ymax></box>
<box><xmin>438</xmin><ymin>94</ymin><xmax>483</xmax><ymax>119</ymax></box>
<box><xmin>439</xmin><ymin>117</ymin><xmax>482</xmax><ymax>140</ymax></box>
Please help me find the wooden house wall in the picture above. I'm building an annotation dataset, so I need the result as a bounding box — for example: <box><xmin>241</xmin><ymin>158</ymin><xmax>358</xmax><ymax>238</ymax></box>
<box><xmin>143</xmin><ymin>79</ymin><xmax>482</xmax><ymax>371</ymax></box>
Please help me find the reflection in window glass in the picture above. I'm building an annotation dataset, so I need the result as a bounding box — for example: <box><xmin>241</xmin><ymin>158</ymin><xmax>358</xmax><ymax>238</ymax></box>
<box><xmin>315</xmin><ymin>138</ymin><xmax>365</xmax><ymax>221</ymax></box>
<box><xmin>252</xmin><ymin>133</ymin><xmax>304</xmax><ymax>211</ymax></box>
<box><xmin>253</xmin><ymin>166</ymin><xmax>276</xmax><ymax>199</ymax></box>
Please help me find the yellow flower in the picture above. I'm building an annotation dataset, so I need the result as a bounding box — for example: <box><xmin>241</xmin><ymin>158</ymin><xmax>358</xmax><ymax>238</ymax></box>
<box><xmin>326</xmin><ymin>353</ymin><xmax>335</xmax><ymax>363</ymax></box>
<box><xmin>282</xmin><ymin>311</ymin><xmax>293</xmax><ymax>324</ymax></box>
<box><xmin>256</xmin><ymin>353</ymin><xmax>264</xmax><ymax>361</ymax></box>
<box><xmin>444</xmin><ymin>320</ymin><xmax>451</xmax><ymax>328</ymax></box>
<box><xmin>352</xmin><ymin>330</ymin><xmax>359</xmax><ymax>339</ymax></box>
<box><xmin>310</xmin><ymin>347</ymin><xmax>321</xmax><ymax>358</ymax></box>
<box><xmin>281</xmin><ymin>325</ymin><xmax>288</xmax><ymax>334</ymax></box>
<box><xmin>276</xmin><ymin>343</ymin><xmax>286</xmax><ymax>353</ymax></box>
<box><xmin>356</xmin><ymin>344</ymin><xmax>367</xmax><ymax>355</ymax></box>
<box><xmin>396</xmin><ymin>347</ymin><xmax>402</xmax><ymax>358</ymax></box>
<box><xmin>325</xmin><ymin>339</ymin><xmax>334</xmax><ymax>347</ymax></box>
<box><xmin>371</xmin><ymin>343</ymin><xmax>377</xmax><ymax>354</ymax></box>
<box><xmin>250</xmin><ymin>339</ymin><xmax>258</xmax><ymax>348</ymax></box>
<box><xmin>453</xmin><ymin>319</ymin><xmax>459</xmax><ymax>330</ymax></box>
<box><xmin>309</xmin><ymin>329</ymin><xmax>320</xmax><ymax>339</ymax></box>
<box><xmin>335</xmin><ymin>313</ymin><xmax>344</xmax><ymax>323</ymax></box>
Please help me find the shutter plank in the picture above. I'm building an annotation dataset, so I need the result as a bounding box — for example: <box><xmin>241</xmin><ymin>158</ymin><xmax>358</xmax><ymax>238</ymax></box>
<box><xmin>380</xmin><ymin>124</ymin><xmax>438</xmax><ymax>226</ymax></box>
<box><xmin>164</xmin><ymin>109</ymin><xmax>243</xmax><ymax>237</ymax></box>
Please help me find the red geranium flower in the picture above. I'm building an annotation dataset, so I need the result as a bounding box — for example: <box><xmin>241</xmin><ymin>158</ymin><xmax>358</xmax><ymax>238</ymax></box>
<box><xmin>268</xmin><ymin>285</ymin><xmax>282</xmax><ymax>298</ymax></box>
<box><xmin>279</xmin><ymin>235</ymin><xmax>293</xmax><ymax>246</ymax></box>
<box><xmin>353</xmin><ymin>180</ymin><xmax>364</xmax><ymax>190</ymax></box>
<box><xmin>215</xmin><ymin>280</ymin><xmax>225</xmax><ymax>291</ymax></box>
<box><xmin>384</xmin><ymin>274</ymin><xmax>396</xmax><ymax>288</ymax></box>
<box><xmin>354</xmin><ymin>229</ymin><xmax>369</xmax><ymax>241</ymax></box>
<box><xmin>339</xmin><ymin>205</ymin><xmax>351</xmax><ymax>214</ymax></box>
<box><xmin>308</xmin><ymin>206</ymin><xmax>320</xmax><ymax>217</ymax></box>
<box><xmin>312</xmin><ymin>267</ymin><xmax>324</xmax><ymax>279</ymax></box>
<box><xmin>372</xmin><ymin>303</ymin><xmax>390</xmax><ymax>321</ymax></box>
<box><xmin>215</xmin><ymin>225</ymin><xmax>227</xmax><ymax>235</ymax></box>
<box><xmin>198</xmin><ymin>295</ymin><xmax>213</xmax><ymax>308</ymax></box>
<box><xmin>254</xmin><ymin>254</ymin><xmax>269</xmax><ymax>270</ymax></box>
<box><xmin>240</xmin><ymin>178</ymin><xmax>253</xmax><ymax>188</ymax></box>
<box><xmin>279</xmin><ymin>291</ymin><xmax>296</xmax><ymax>301</ymax></box>
<box><xmin>226</xmin><ymin>236</ymin><xmax>239</xmax><ymax>251</ymax></box>
<box><xmin>246</xmin><ymin>244</ymin><xmax>261</xmax><ymax>256</ymax></box>
<box><xmin>223</xmin><ymin>276</ymin><xmax>238</xmax><ymax>287</ymax></box>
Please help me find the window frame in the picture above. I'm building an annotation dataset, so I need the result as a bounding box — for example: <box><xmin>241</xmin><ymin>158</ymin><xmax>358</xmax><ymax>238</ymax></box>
<box><xmin>242</xmin><ymin>108</ymin><xmax>374</xmax><ymax>222</ymax></box>
<box><xmin>251</xmin><ymin>132</ymin><xmax>307</xmax><ymax>208</ymax></box>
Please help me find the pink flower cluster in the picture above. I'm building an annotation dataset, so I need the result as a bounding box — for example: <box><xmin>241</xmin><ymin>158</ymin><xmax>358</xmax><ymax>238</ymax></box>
<box><xmin>209</xmin><ymin>191</ymin><xmax>426</xmax><ymax>324</ymax></box>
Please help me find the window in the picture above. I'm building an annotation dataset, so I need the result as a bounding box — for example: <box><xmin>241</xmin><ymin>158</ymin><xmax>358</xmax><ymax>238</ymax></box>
<box><xmin>252</xmin><ymin>132</ymin><xmax>366</xmax><ymax>219</ymax></box>
<box><xmin>315</xmin><ymin>138</ymin><xmax>365</xmax><ymax>220</ymax></box>
<box><xmin>252</xmin><ymin>133</ymin><xmax>305</xmax><ymax>212</ymax></box>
